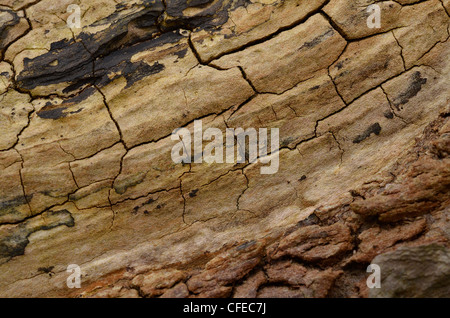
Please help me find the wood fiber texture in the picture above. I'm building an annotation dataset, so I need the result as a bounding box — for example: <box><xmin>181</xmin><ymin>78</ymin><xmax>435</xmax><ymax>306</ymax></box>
<box><xmin>0</xmin><ymin>0</ymin><xmax>449</xmax><ymax>297</ymax></box>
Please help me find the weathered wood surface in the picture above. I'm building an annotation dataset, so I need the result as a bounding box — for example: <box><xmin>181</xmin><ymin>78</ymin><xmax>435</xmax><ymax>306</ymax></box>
<box><xmin>0</xmin><ymin>0</ymin><xmax>449</xmax><ymax>297</ymax></box>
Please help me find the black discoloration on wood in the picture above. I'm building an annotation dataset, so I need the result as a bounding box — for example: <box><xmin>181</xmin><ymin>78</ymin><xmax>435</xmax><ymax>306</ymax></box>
<box><xmin>162</xmin><ymin>0</ymin><xmax>237</xmax><ymax>31</ymax></box>
<box><xmin>98</xmin><ymin>59</ymin><xmax>165</xmax><ymax>89</ymax></box>
<box><xmin>189</xmin><ymin>189</ymin><xmax>199</xmax><ymax>198</ymax></box>
<box><xmin>297</xmin><ymin>213</ymin><xmax>320</xmax><ymax>227</ymax></box>
<box><xmin>37</xmin><ymin>106</ymin><xmax>68</xmax><ymax>120</ymax></box>
<box><xmin>16</xmin><ymin>2</ymin><xmax>164</xmax><ymax>93</ymax></box>
<box><xmin>0</xmin><ymin>195</ymin><xmax>33</xmax><ymax>220</ymax></box>
<box><xmin>114</xmin><ymin>172</ymin><xmax>148</xmax><ymax>195</ymax></box>
<box><xmin>0</xmin><ymin>210</ymin><xmax>75</xmax><ymax>262</ymax></box>
<box><xmin>37</xmin><ymin>266</ymin><xmax>54</xmax><ymax>274</ymax></box>
<box><xmin>93</xmin><ymin>31</ymin><xmax>188</xmax><ymax>91</ymax></box>
<box><xmin>82</xmin><ymin>1</ymin><xmax>164</xmax><ymax>56</ymax></box>
<box><xmin>281</xmin><ymin>137</ymin><xmax>295</xmax><ymax>148</ymax></box>
<box><xmin>14</xmin><ymin>0</ymin><xmax>244</xmax><ymax>96</ymax></box>
<box><xmin>353</xmin><ymin>123</ymin><xmax>382</xmax><ymax>144</ymax></box>
<box><xmin>393</xmin><ymin>71</ymin><xmax>427</xmax><ymax>110</ymax></box>
<box><xmin>37</xmin><ymin>87</ymin><xmax>96</xmax><ymax>120</ymax></box>
<box><xmin>384</xmin><ymin>111</ymin><xmax>394</xmax><ymax>119</ymax></box>
<box><xmin>299</xmin><ymin>29</ymin><xmax>335</xmax><ymax>51</ymax></box>
<box><xmin>0</xmin><ymin>8</ymin><xmax>23</xmax><ymax>51</ymax></box>
<box><xmin>0</xmin><ymin>195</ymin><xmax>31</xmax><ymax>214</ymax></box>
<box><xmin>17</xmin><ymin>41</ymin><xmax>94</xmax><ymax>92</ymax></box>
<box><xmin>130</xmin><ymin>196</ymin><xmax>161</xmax><ymax>215</ymax></box>
<box><xmin>174</xmin><ymin>48</ymin><xmax>188</xmax><ymax>59</ymax></box>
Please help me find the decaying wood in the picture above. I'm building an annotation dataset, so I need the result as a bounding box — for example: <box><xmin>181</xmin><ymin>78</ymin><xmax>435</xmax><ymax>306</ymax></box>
<box><xmin>0</xmin><ymin>0</ymin><xmax>449</xmax><ymax>297</ymax></box>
